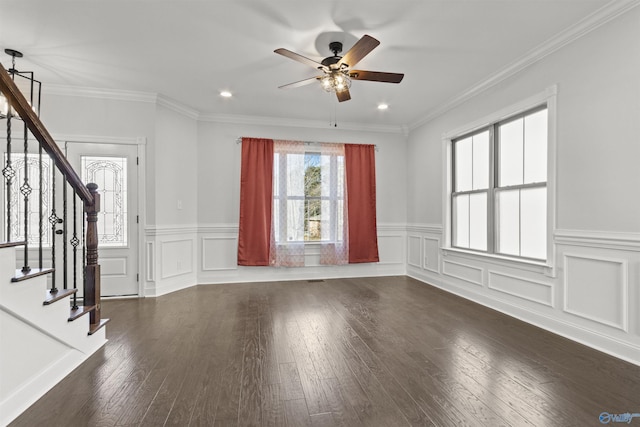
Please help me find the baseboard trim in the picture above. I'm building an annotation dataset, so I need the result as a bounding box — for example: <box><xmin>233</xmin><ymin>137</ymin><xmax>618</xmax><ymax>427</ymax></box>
<box><xmin>407</xmin><ymin>268</ymin><xmax>640</xmax><ymax>367</ymax></box>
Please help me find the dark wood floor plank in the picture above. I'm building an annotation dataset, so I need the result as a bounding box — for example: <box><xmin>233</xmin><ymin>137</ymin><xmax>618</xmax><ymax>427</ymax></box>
<box><xmin>10</xmin><ymin>276</ymin><xmax>640</xmax><ymax>427</ymax></box>
<box><xmin>238</xmin><ymin>296</ymin><xmax>263</xmax><ymax>427</ymax></box>
<box><xmin>258</xmin><ymin>295</ymin><xmax>281</xmax><ymax>386</ymax></box>
<box><xmin>284</xmin><ymin>320</ymin><xmax>332</xmax><ymax>415</ymax></box>
<box><xmin>279</xmin><ymin>362</ymin><xmax>305</xmax><ymax>401</ymax></box>
<box><xmin>261</xmin><ymin>383</ymin><xmax>285</xmax><ymax>427</ymax></box>
<box><xmin>283</xmin><ymin>399</ymin><xmax>312</xmax><ymax>427</ymax></box>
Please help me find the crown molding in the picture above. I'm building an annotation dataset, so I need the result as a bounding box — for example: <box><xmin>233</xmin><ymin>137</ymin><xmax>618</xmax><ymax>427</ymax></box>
<box><xmin>155</xmin><ymin>94</ymin><xmax>199</xmax><ymax>120</ymax></box>
<box><xmin>199</xmin><ymin>113</ymin><xmax>404</xmax><ymax>134</ymax></box>
<box><xmin>43</xmin><ymin>84</ymin><xmax>157</xmax><ymax>103</ymax></box>
<box><xmin>408</xmin><ymin>0</ymin><xmax>640</xmax><ymax>131</ymax></box>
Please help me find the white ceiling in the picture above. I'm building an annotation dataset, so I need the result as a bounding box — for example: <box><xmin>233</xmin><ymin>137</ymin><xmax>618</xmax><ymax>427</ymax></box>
<box><xmin>0</xmin><ymin>1</ymin><xmax>625</xmax><ymax>130</ymax></box>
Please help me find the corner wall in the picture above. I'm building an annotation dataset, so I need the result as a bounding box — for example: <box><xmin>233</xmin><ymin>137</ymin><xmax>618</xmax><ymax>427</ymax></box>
<box><xmin>406</xmin><ymin>8</ymin><xmax>640</xmax><ymax>365</ymax></box>
<box><xmin>195</xmin><ymin>121</ymin><xmax>408</xmax><ymax>286</ymax></box>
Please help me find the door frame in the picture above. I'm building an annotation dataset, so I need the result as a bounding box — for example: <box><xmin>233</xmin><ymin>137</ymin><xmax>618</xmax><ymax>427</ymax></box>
<box><xmin>55</xmin><ymin>134</ymin><xmax>146</xmax><ymax>297</ymax></box>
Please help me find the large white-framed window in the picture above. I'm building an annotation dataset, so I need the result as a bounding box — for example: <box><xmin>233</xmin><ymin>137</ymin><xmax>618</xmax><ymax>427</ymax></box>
<box><xmin>273</xmin><ymin>144</ymin><xmax>345</xmax><ymax>244</ymax></box>
<box><xmin>445</xmin><ymin>86</ymin><xmax>556</xmax><ymax>265</ymax></box>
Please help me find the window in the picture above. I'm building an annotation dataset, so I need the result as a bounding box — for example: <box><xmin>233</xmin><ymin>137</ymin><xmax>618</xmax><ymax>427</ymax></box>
<box><xmin>273</xmin><ymin>144</ymin><xmax>345</xmax><ymax>244</ymax></box>
<box><xmin>4</xmin><ymin>153</ymin><xmax>52</xmax><ymax>245</ymax></box>
<box><xmin>451</xmin><ymin>106</ymin><xmax>548</xmax><ymax>260</ymax></box>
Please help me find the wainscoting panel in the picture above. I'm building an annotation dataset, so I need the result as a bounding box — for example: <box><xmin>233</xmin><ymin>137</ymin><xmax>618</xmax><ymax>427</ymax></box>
<box><xmin>407</xmin><ymin>235</ymin><xmax>422</xmax><ymax>268</ymax></box>
<box><xmin>563</xmin><ymin>253</ymin><xmax>628</xmax><ymax>331</ymax></box>
<box><xmin>146</xmin><ymin>241</ymin><xmax>155</xmax><ymax>282</ymax></box>
<box><xmin>377</xmin><ymin>225</ymin><xmax>406</xmax><ymax>266</ymax></box>
<box><xmin>488</xmin><ymin>270</ymin><xmax>553</xmax><ymax>307</ymax></box>
<box><xmin>160</xmin><ymin>239</ymin><xmax>194</xmax><ymax>279</ymax></box>
<box><xmin>202</xmin><ymin>237</ymin><xmax>238</xmax><ymax>271</ymax></box>
<box><xmin>423</xmin><ymin>237</ymin><xmax>440</xmax><ymax>273</ymax></box>
<box><xmin>442</xmin><ymin>260</ymin><xmax>483</xmax><ymax>286</ymax></box>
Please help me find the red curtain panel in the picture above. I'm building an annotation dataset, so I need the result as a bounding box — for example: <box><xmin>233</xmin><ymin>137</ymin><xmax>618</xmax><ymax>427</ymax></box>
<box><xmin>345</xmin><ymin>144</ymin><xmax>380</xmax><ymax>263</ymax></box>
<box><xmin>237</xmin><ymin>137</ymin><xmax>274</xmax><ymax>266</ymax></box>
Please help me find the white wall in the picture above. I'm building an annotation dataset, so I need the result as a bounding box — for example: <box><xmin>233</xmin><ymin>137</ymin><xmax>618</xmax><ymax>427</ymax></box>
<box><xmin>406</xmin><ymin>8</ymin><xmax>640</xmax><ymax>365</ymax></box>
<box><xmin>144</xmin><ymin>104</ymin><xmax>199</xmax><ymax>296</ymax></box>
<box><xmin>194</xmin><ymin>120</ymin><xmax>408</xmax><ymax>286</ymax></box>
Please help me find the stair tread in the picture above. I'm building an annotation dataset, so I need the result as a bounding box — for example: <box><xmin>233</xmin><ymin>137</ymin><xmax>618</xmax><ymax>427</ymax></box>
<box><xmin>43</xmin><ymin>288</ymin><xmax>77</xmax><ymax>305</ymax></box>
<box><xmin>0</xmin><ymin>240</ymin><xmax>26</xmax><ymax>249</ymax></box>
<box><xmin>88</xmin><ymin>318</ymin><xmax>110</xmax><ymax>335</ymax></box>
<box><xmin>12</xmin><ymin>267</ymin><xmax>55</xmax><ymax>282</ymax></box>
<box><xmin>68</xmin><ymin>305</ymin><xmax>96</xmax><ymax>321</ymax></box>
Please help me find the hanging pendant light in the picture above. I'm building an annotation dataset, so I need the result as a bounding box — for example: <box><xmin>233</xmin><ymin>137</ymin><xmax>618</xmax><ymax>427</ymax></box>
<box><xmin>0</xmin><ymin>49</ymin><xmax>41</xmax><ymax>119</ymax></box>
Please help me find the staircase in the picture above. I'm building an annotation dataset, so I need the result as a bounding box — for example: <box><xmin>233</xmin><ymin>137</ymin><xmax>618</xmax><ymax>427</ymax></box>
<box><xmin>0</xmin><ymin>242</ymin><xmax>107</xmax><ymax>426</ymax></box>
<box><xmin>1</xmin><ymin>60</ymin><xmax>108</xmax><ymax>426</ymax></box>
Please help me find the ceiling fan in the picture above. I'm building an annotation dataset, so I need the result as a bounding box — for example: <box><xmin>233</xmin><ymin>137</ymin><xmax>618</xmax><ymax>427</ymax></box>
<box><xmin>274</xmin><ymin>34</ymin><xmax>404</xmax><ymax>102</ymax></box>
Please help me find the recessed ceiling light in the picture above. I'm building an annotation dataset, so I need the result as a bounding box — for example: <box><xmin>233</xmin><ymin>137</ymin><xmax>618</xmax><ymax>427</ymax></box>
<box><xmin>377</xmin><ymin>103</ymin><xmax>389</xmax><ymax>110</ymax></box>
<box><xmin>220</xmin><ymin>91</ymin><xmax>232</xmax><ymax>98</ymax></box>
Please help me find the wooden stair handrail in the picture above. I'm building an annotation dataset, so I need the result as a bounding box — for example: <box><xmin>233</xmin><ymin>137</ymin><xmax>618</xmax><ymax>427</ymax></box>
<box><xmin>0</xmin><ymin>62</ymin><xmax>94</xmax><ymax>204</ymax></box>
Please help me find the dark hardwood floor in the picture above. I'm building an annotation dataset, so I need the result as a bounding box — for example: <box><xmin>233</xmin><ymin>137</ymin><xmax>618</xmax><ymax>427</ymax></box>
<box><xmin>10</xmin><ymin>276</ymin><xmax>640</xmax><ymax>426</ymax></box>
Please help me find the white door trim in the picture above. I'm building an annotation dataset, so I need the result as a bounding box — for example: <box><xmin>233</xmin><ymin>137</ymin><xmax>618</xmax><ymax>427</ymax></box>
<box><xmin>57</xmin><ymin>135</ymin><xmax>146</xmax><ymax>297</ymax></box>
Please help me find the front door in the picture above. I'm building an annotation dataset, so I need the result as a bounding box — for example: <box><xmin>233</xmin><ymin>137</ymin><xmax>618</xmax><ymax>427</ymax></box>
<box><xmin>66</xmin><ymin>142</ymin><xmax>139</xmax><ymax>297</ymax></box>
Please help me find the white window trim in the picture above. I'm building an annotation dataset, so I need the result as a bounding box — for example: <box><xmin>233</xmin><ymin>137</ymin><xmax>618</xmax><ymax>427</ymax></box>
<box><xmin>442</xmin><ymin>85</ymin><xmax>557</xmax><ymax>277</ymax></box>
<box><xmin>273</xmin><ymin>149</ymin><xmax>345</xmax><ymax>245</ymax></box>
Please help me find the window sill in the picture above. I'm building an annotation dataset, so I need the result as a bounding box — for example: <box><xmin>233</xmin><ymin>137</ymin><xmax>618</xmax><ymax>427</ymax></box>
<box><xmin>441</xmin><ymin>247</ymin><xmax>554</xmax><ymax>276</ymax></box>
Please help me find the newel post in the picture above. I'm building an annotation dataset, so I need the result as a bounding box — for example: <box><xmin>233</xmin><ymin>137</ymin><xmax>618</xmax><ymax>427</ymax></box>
<box><xmin>85</xmin><ymin>183</ymin><xmax>101</xmax><ymax>326</ymax></box>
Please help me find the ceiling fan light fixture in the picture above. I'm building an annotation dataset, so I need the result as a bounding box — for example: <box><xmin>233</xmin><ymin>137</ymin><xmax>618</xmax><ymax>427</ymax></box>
<box><xmin>320</xmin><ymin>71</ymin><xmax>351</xmax><ymax>93</ymax></box>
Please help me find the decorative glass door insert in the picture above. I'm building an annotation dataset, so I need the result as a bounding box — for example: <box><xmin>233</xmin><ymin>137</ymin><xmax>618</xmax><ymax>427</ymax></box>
<box><xmin>81</xmin><ymin>156</ymin><xmax>128</xmax><ymax>247</ymax></box>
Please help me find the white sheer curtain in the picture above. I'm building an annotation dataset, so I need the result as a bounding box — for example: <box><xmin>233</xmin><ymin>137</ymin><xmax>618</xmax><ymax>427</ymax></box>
<box><xmin>270</xmin><ymin>140</ymin><xmax>348</xmax><ymax>267</ymax></box>
<box><xmin>270</xmin><ymin>140</ymin><xmax>306</xmax><ymax>266</ymax></box>
<box><xmin>318</xmin><ymin>143</ymin><xmax>348</xmax><ymax>265</ymax></box>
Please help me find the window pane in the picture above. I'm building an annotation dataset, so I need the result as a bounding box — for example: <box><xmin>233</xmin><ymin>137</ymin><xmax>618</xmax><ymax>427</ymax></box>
<box><xmin>499</xmin><ymin>118</ymin><xmax>524</xmax><ymax>187</ymax></box>
<box><xmin>286</xmin><ymin>153</ymin><xmax>305</xmax><ymax>197</ymax></box>
<box><xmin>304</xmin><ymin>153</ymin><xmax>321</xmax><ymax>197</ymax></box>
<box><xmin>453</xmin><ymin>194</ymin><xmax>469</xmax><ymax>248</ymax></box>
<box><xmin>82</xmin><ymin>156</ymin><xmax>127</xmax><ymax>247</ymax></box>
<box><xmin>496</xmin><ymin>189</ymin><xmax>520</xmax><ymax>256</ymax></box>
<box><xmin>524</xmin><ymin>109</ymin><xmax>547</xmax><ymax>184</ymax></box>
<box><xmin>469</xmin><ymin>192</ymin><xmax>487</xmax><ymax>251</ymax></box>
<box><xmin>472</xmin><ymin>131</ymin><xmax>489</xmax><ymax>190</ymax></box>
<box><xmin>5</xmin><ymin>154</ymin><xmax>52</xmax><ymax>245</ymax></box>
<box><xmin>454</xmin><ymin>137</ymin><xmax>472</xmax><ymax>191</ymax></box>
<box><xmin>286</xmin><ymin>199</ymin><xmax>304</xmax><ymax>241</ymax></box>
<box><xmin>521</xmin><ymin>187</ymin><xmax>546</xmax><ymax>259</ymax></box>
<box><xmin>304</xmin><ymin>198</ymin><xmax>321</xmax><ymax>241</ymax></box>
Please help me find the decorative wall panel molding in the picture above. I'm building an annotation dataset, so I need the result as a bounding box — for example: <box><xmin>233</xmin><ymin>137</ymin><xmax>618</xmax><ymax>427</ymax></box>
<box><xmin>145</xmin><ymin>241</ymin><xmax>155</xmax><ymax>282</ymax></box>
<box><xmin>423</xmin><ymin>237</ymin><xmax>440</xmax><ymax>273</ymax></box>
<box><xmin>407</xmin><ymin>235</ymin><xmax>422</xmax><ymax>268</ymax></box>
<box><xmin>563</xmin><ymin>253</ymin><xmax>628</xmax><ymax>331</ymax></box>
<box><xmin>160</xmin><ymin>239</ymin><xmax>194</xmax><ymax>279</ymax></box>
<box><xmin>202</xmin><ymin>237</ymin><xmax>238</xmax><ymax>271</ymax></box>
<box><xmin>442</xmin><ymin>260</ymin><xmax>483</xmax><ymax>286</ymax></box>
<box><xmin>377</xmin><ymin>234</ymin><xmax>405</xmax><ymax>265</ymax></box>
<box><xmin>555</xmin><ymin>229</ymin><xmax>640</xmax><ymax>251</ymax></box>
<box><xmin>488</xmin><ymin>270</ymin><xmax>553</xmax><ymax>307</ymax></box>
<box><xmin>406</xmin><ymin>223</ymin><xmax>444</xmax><ymax>234</ymax></box>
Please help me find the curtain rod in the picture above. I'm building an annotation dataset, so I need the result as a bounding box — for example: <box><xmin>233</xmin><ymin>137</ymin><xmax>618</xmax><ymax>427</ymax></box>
<box><xmin>235</xmin><ymin>137</ymin><xmax>378</xmax><ymax>151</ymax></box>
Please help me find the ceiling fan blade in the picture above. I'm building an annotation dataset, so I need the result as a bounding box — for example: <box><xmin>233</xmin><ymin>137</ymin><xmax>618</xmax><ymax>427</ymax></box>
<box><xmin>349</xmin><ymin>70</ymin><xmax>404</xmax><ymax>83</ymax></box>
<box><xmin>338</xmin><ymin>35</ymin><xmax>380</xmax><ymax>68</ymax></box>
<box><xmin>274</xmin><ymin>48</ymin><xmax>326</xmax><ymax>70</ymax></box>
<box><xmin>278</xmin><ymin>76</ymin><xmax>321</xmax><ymax>89</ymax></box>
<box><xmin>336</xmin><ymin>88</ymin><xmax>351</xmax><ymax>102</ymax></box>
